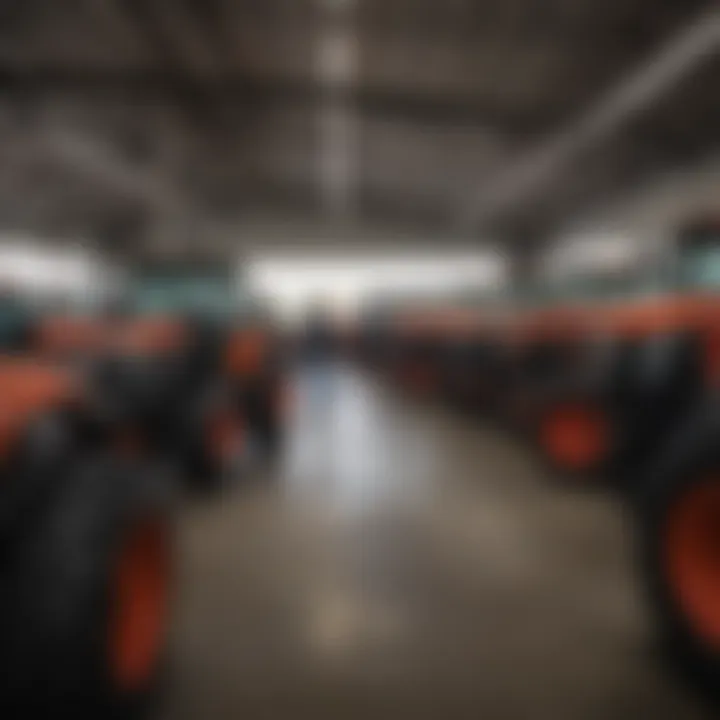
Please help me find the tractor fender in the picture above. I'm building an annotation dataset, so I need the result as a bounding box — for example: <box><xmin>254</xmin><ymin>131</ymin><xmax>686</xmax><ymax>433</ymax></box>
<box><xmin>34</xmin><ymin>317</ymin><xmax>108</xmax><ymax>358</ymax></box>
<box><xmin>0</xmin><ymin>361</ymin><xmax>79</xmax><ymax>544</ymax></box>
<box><xmin>0</xmin><ymin>360</ymin><xmax>77</xmax><ymax>461</ymax></box>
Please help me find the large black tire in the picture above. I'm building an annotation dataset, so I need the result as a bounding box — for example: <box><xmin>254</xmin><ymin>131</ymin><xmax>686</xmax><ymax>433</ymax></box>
<box><xmin>0</xmin><ymin>455</ymin><xmax>174</xmax><ymax>717</ymax></box>
<box><xmin>636</xmin><ymin>403</ymin><xmax>720</xmax><ymax>704</ymax></box>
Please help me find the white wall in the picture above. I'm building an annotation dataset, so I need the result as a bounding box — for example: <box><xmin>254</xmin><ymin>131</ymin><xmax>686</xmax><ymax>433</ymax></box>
<box><xmin>0</xmin><ymin>235</ymin><xmax>106</xmax><ymax>300</ymax></box>
<box><xmin>246</xmin><ymin>249</ymin><xmax>508</xmax><ymax>324</ymax></box>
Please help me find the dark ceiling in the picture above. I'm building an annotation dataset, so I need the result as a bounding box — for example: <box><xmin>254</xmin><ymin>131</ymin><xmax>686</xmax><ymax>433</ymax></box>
<box><xmin>0</xmin><ymin>0</ymin><xmax>715</xmax><ymax>250</ymax></box>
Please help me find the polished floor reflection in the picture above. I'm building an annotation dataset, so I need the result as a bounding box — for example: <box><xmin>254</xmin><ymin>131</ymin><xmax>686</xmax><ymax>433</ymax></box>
<box><xmin>161</xmin><ymin>363</ymin><xmax>708</xmax><ymax>720</ymax></box>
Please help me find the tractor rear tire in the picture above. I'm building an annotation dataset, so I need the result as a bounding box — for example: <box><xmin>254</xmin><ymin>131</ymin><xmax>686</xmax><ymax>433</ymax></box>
<box><xmin>637</xmin><ymin>411</ymin><xmax>720</xmax><ymax>705</ymax></box>
<box><xmin>0</xmin><ymin>455</ymin><xmax>174</xmax><ymax>718</ymax></box>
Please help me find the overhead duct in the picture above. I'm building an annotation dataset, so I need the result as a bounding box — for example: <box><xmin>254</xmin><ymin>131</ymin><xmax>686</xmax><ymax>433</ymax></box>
<box><xmin>460</xmin><ymin>7</ymin><xmax>720</xmax><ymax>233</ymax></box>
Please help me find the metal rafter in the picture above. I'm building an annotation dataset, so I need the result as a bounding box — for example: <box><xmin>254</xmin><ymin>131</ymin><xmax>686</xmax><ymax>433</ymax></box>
<box><xmin>458</xmin><ymin>5</ymin><xmax>720</xmax><ymax>234</ymax></box>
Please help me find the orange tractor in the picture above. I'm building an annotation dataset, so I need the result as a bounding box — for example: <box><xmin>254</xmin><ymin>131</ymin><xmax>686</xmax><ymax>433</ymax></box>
<box><xmin>368</xmin><ymin>306</ymin><xmax>488</xmax><ymax>400</ymax></box>
<box><xmin>490</xmin><ymin>250</ymin><xmax>704</xmax><ymax>483</ymax></box>
<box><xmin>432</xmin><ymin>300</ymin><xmax>513</xmax><ymax>414</ymax></box>
<box><xmin>483</xmin><ymin>220</ymin><xmax>720</xmax><ymax>698</ymax></box>
<box><xmin>491</xmin><ymin>280</ymin><xmax>618</xmax><ymax>474</ymax></box>
<box><xmin>625</xmin><ymin>223</ymin><xmax>720</xmax><ymax>701</ymax></box>
<box><xmin>0</xmin><ymin>297</ymin><xmax>174</xmax><ymax>715</ymax></box>
<box><xmin>0</xmin><ymin>256</ymin><xmax>288</xmax><ymax>712</ymax></box>
<box><xmin>127</xmin><ymin>259</ymin><xmax>287</xmax><ymax>461</ymax></box>
<box><xmin>31</xmin><ymin>259</ymin><xmax>288</xmax><ymax>489</ymax></box>
<box><xmin>350</xmin><ymin>297</ymin><xmax>513</xmax><ymax>411</ymax></box>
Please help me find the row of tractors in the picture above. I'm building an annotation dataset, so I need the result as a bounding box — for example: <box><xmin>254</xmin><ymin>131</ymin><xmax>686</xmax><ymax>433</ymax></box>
<box><xmin>0</xmin><ymin>259</ymin><xmax>287</xmax><ymax>715</ymax></box>
<box><xmin>343</xmin><ymin>223</ymin><xmax>720</xmax><ymax>704</ymax></box>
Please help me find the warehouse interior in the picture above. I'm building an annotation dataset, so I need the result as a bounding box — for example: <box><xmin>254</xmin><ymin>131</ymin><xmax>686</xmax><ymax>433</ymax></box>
<box><xmin>1</xmin><ymin>1</ymin><xmax>720</xmax><ymax>718</ymax></box>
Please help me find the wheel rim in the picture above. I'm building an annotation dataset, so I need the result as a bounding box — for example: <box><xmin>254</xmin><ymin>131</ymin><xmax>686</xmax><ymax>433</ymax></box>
<box><xmin>666</xmin><ymin>480</ymin><xmax>720</xmax><ymax>648</ymax></box>
<box><xmin>540</xmin><ymin>404</ymin><xmax>607</xmax><ymax>472</ymax></box>
<box><xmin>109</xmin><ymin>520</ymin><xmax>171</xmax><ymax>691</ymax></box>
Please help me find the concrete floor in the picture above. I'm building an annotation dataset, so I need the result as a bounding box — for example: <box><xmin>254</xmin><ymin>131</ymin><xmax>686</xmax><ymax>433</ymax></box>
<box><xmin>160</xmin><ymin>363</ymin><xmax>709</xmax><ymax>720</ymax></box>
